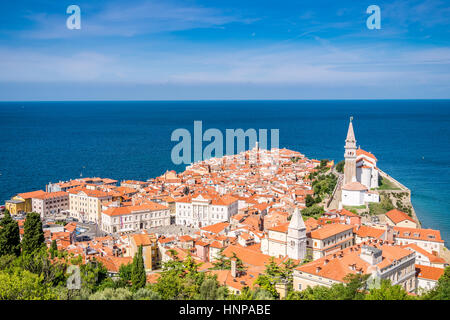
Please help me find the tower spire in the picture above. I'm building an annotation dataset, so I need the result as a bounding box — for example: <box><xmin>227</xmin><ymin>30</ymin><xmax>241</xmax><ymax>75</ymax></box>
<box><xmin>346</xmin><ymin>116</ymin><xmax>356</xmax><ymax>145</ymax></box>
<box><xmin>287</xmin><ymin>207</ymin><xmax>307</xmax><ymax>261</ymax></box>
<box><xmin>343</xmin><ymin>117</ymin><xmax>357</xmax><ymax>184</ymax></box>
<box><xmin>289</xmin><ymin>207</ymin><xmax>306</xmax><ymax>230</ymax></box>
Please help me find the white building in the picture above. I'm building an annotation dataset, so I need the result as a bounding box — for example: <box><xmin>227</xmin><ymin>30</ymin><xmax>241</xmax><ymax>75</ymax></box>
<box><xmin>356</xmin><ymin>148</ymin><xmax>379</xmax><ymax>189</ymax></box>
<box><xmin>261</xmin><ymin>208</ymin><xmax>307</xmax><ymax>261</ymax></box>
<box><xmin>101</xmin><ymin>202</ymin><xmax>170</xmax><ymax>233</ymax></box>
<box><xmin>341</xmin><ymin>182</ymin><xmax>379</xmax><ymax>206</ymax></box>
<box><xmin>394</xmin><ymin>226</ymin><xmax>445</xmax><ymax>255</ymax></box>
<box><xmin>341</xmin><ymin>118</ymin><xmax>380</xmax><ymax>207</ymax></box>
<box><xmin>293</xmin><ymin>243</ymin><xmax>417</xmax><ymax>293</ymax></box>
<box><xmin>415</xmin><ymin>264</ymin><xmax>444</xmax><ymax>293</ymax></box>
<box><xmin>68</xmin><ymin>188</ymin><xmax>112</xmax><ymax>223</ymax></box>
<box><xmin>175</xmin><ymin>194</ymin><xmax>238</xmax><ymax>228</ymax></box>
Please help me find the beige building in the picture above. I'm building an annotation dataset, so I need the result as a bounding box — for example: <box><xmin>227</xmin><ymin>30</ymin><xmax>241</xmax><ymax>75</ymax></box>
<box><xmin>293</xmin><ymin>241</ymin><xmax>417</xmax><ymax>293</ymax></box>
<box><xmin>308</xmin><ymin>223</ymin><xmax>354</xmax><ymax>260</ymax></box>
<box><xmin>120</xmin><ymin>180</ymin><xmax>149</xmax><ymax>190</ymax></box>
<box><xmin>31</xmin><ymin>191</ymin><xmax>69</xmax><ymax>218</ymax></box>
<box><xmin>101</xmin><ymin>202</ymin><xmax>170</xmax><ymax>233</ymax></box>
<box><xmin>127</xmin><ymin>233</ymin><xmax>160</xmax><ymax>271</ymax></box>
<box><xmin>68</xmin><ymin>188</ymin><xmax>112</xmax><ymax>223</ymax></box>
<box><xmin>385</xmin><ymin>209</ymin><xmax>418</xmax><ymax>228</ymax></box>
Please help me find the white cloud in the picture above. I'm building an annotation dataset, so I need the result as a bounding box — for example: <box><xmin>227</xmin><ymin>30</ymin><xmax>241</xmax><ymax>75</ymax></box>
<box><xmin>21</xmin><ymin>0</ymin><xmax>252</xmax><ymax>39</ymax></box>
<box><xmin>1</xmin><ymin>42</ymin><xmax>449</xmax><ymax>89</ymax></box>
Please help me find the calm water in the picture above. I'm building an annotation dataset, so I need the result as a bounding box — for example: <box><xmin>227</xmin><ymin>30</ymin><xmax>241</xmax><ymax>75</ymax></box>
<box><xmin>0</xmin><ymin>100</ymin><xmax>449</xmax><ymax>244</ymax></box>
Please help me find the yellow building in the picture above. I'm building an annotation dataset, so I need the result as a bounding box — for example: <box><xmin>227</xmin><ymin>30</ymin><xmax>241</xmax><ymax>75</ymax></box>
<box><xmin>128</xmin><ymin>233</ymin><xmax>160</xmax><ymax>271</ymax></box>
<box><xmin>5</xmin><ymin>190</ymin><xmax>46</xmax><ymax>215</ymax></box>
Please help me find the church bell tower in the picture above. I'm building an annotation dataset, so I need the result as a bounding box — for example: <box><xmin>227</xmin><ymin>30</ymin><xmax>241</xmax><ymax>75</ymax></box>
<box><xmin>287</xmin><ymin>208</ymin><xmax>307</xmax><ymax>261</ymax></box>
<box><xmin>343</xmin><ymin>116</ymin><xmax>357</xmax><ymax>185</ymax></box>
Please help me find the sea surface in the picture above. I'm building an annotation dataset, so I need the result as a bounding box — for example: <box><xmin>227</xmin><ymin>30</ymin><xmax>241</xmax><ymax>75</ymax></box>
<box><xmin>0</xmin><ymin>100</ymin><xmax>449</xmax><ymax>244</ymax></box>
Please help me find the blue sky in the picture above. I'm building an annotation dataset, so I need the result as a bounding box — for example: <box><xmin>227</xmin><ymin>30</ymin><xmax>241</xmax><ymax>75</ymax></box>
<box><xmin>0</xmin><ymin>0</ymin><xmax>449</xmax><ymax>100</ymax></box>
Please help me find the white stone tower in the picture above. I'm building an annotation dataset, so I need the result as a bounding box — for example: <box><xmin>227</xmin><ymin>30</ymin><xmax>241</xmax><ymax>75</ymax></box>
<box><xmin>343</xmin><ymin>116</ymin><xmax>357</xmax><ymax>185</ymax></box>
<box><xmin>287</xmin><ymin>208</ymin><xmax>307</xmax><ymax>260</ymax></box>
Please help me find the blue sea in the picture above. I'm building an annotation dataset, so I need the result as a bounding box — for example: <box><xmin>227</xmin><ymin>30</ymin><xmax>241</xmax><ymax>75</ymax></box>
<box><xmin>0</xmin><ymin>100</ymin><xmax>449</xmax><ymax>244</ymax></box>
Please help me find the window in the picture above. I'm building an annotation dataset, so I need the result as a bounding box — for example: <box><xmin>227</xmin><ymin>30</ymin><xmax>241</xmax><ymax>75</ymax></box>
<box><xmin>298</xmin><ymin>284</ymin><xmax>302</xmax><ymax>290</ymax></box>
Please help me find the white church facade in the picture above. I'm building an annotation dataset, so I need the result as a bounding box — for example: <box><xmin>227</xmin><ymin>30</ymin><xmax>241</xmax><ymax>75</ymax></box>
<box><xmin>261</xmin><ymin>208</ymin><xmax>307</xmax><ymax>261</ymax></box>
<box><xmin>341</xmin><ymin>118</ymin><xmax>380</xmax><ymax>207</ymax></box>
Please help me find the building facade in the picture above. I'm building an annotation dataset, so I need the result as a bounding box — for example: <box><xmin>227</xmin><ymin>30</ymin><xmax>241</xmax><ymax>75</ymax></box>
<box><xmin>175</xmin><ymin>194</ymin><xmax>238</xmax><ymax>228</ymax></box>
<box><xmin>341</xmin><ymin>118</ymin><xmax>380</xmax><ymax>207</ymax></box>
<box><xmin>261</xmin><ymin>208</ymin><xmax>307</xmax><ymax>261</ymax></box>
<box><xmin>308</xmin><ymin>223</ymin><xmax>354</xmax><ymax>260</ymax></box>
<box><xmin>68</xmin><ymin>188</ymin><xmax>112</xmax><ymax>223</ymax></box>
<box><xmin>293</xmin><ymin>242</ymin><xmax>417</xmax><ymax>293</ymax></box>
<box><xmin>101</xmin><ymin>202</ymin><xmax>170</xmax><ymax>233</ymax></box>
<box><xmin>31</xmin><ymin>191</ymin><xmax>69</xmax><ymax>218</ymax></box>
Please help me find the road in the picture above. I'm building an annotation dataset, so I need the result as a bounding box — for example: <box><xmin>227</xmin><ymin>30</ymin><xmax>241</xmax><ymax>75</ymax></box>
<box><xmin>325</xmin><ymin>167</ymin><xmax>343</xmax><ymax>211</ymax></box>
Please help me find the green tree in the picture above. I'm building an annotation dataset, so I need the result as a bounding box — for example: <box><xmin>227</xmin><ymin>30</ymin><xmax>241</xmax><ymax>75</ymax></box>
<box><xmin>133</xmin><ymin>287</ymin><xmax>162</xmax><ymax>300</ymax></box>
<box><xmin>0</xmin><ymin>211</ymin><xmax>21</xmax><ymax>256</ymax></box>
<box><xmin>365</xmin><ymin>279</ymin><xmax>412</xmax><ymax>300</ymax></box>
<box><xmin>153</xmin><ymin>255</ymin><xmax>212</xmax><ymax>300</ymax></box>
<box><xmin>255</xmin><ymin>257</ymin><xmax>298</xmax><ymax>299</ymax></box>
<box><xmin>0</xmin><ymin>254</ymin><xmax>16</xmax><ymax>271</ymax></box>
<box><xmin>424</xmin><ymin>266</ymin><xmax>450</xmax><ymax>300</ymax></box>
<box><xmin>216</xmin><ymin>285</ymin><xmax>230</xmax><ymax>300</ymax></box>
<box><xmin>199</xmin><ymin>278</ymin><xmax>220</xmax><ymax>300</ymax></box>
<box><xmin>305</xmin><ymin>195</ymin><xmax>315</xmax><ymax>208</ymax></box>
<box><xmin>0</xmin><ymin>268</ymin><xmax>57</xmax><ymax>300</ymax></box>
<box><xmin>131</xmin><ymin>245</ymin><xmax>146</xmax><ymax>291</ymax></box>
<box><xmin>22</xmin><ymin>212</ymin><xmax>45</xmax><ymax>254</ymax></box>
<box><xmin>118</xmin><ymin>262</ymin><xmax>133</xmax><ymax>286</ymax></box>
<box><xmin>50</xmin><ymin>240</ymin><xmax>58</xmax><ymax>258</ymax></box>
<box><xmin>15</xmin><ymin>247</ymin><xmax>67</xmax><ymax>287</ymax></box>
<box><xmin>336</xmin><ymin>160</ymin><xmax>345</xmax><ymax>173</ymax></box>
<box><xmin>228</xmin><ymin>287</ymin><xmax>274</xmax><ymax>300</ymax></box>
<box><xmin>89</xmin><ymin>287</ymin><xmax>133</xmax><ymax>300</ymax></box>
<box><xmin>341</xmin><ymin>273</ymin><xmax>369</xmax><ymax>300</ymax></box>
<box><xmin>301</xmin><ymin>205</ymin><xmax>324</xmax><ymax>218</ymax></box>
<box><xmin>212</xmin><ymin>248</ymin><xmax>230</xmax><ymax>269</ymax></box>
<box><xmin>78</xmin><ymin>258</ymin><xmax>108</xmax><ymax>293</ymax></box>
<box><xmin>286</xmin><ymin>273</ymin><xmax>368</xmax><ymax>300</ymax></box>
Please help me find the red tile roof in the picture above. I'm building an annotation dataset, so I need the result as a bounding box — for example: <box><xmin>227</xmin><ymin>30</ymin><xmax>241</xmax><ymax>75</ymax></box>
<box><xmin>415</xmin><ymin>264</ymin><xmax>444</xmax><ymax>281</ymax></box>
<box><xmin>310</xmin><ymin>223</ymin><xmax>354</xmax><ymax>240</ymax></box>
<box><xmin>386</xmin><ymin>209</ymin><xmax>415</xmax><ymax>224</ymax></box>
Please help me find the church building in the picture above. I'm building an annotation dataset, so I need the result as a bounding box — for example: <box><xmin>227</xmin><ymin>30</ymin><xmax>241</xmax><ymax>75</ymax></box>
<box><xmin>341</xmin><ymin>117</ymin><xmax>380</xmax><ymax>207</ymax></box>
<box><xmin>261</xmin><ymin>208</ymin><xmax>307</xmax><ymax>261</ymax></box>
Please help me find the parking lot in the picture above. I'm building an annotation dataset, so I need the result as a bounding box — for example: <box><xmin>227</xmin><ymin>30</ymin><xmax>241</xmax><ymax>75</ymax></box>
<box><xmin>145</xmin><ymin>224</ymin><xmax>199</xmax><ymax>237</ymax></box>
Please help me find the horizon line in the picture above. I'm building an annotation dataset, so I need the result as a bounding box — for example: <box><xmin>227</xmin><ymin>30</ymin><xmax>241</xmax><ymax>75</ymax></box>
<box><xmin>1</xmin><ymin>98</ymin><xmax>450</xmax><ymax>103</ymax></box>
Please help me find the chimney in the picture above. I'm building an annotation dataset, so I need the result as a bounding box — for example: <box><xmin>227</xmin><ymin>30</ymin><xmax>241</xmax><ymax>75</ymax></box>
<box><xmin>231</xmin><ymin>258</ymin><xmax>237</xmax><ymax>278</ymax></box>
<box><xmin>385</xmin><ymin>225</ymin><xmax>394</xmax><ymax>242</ymax></box>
